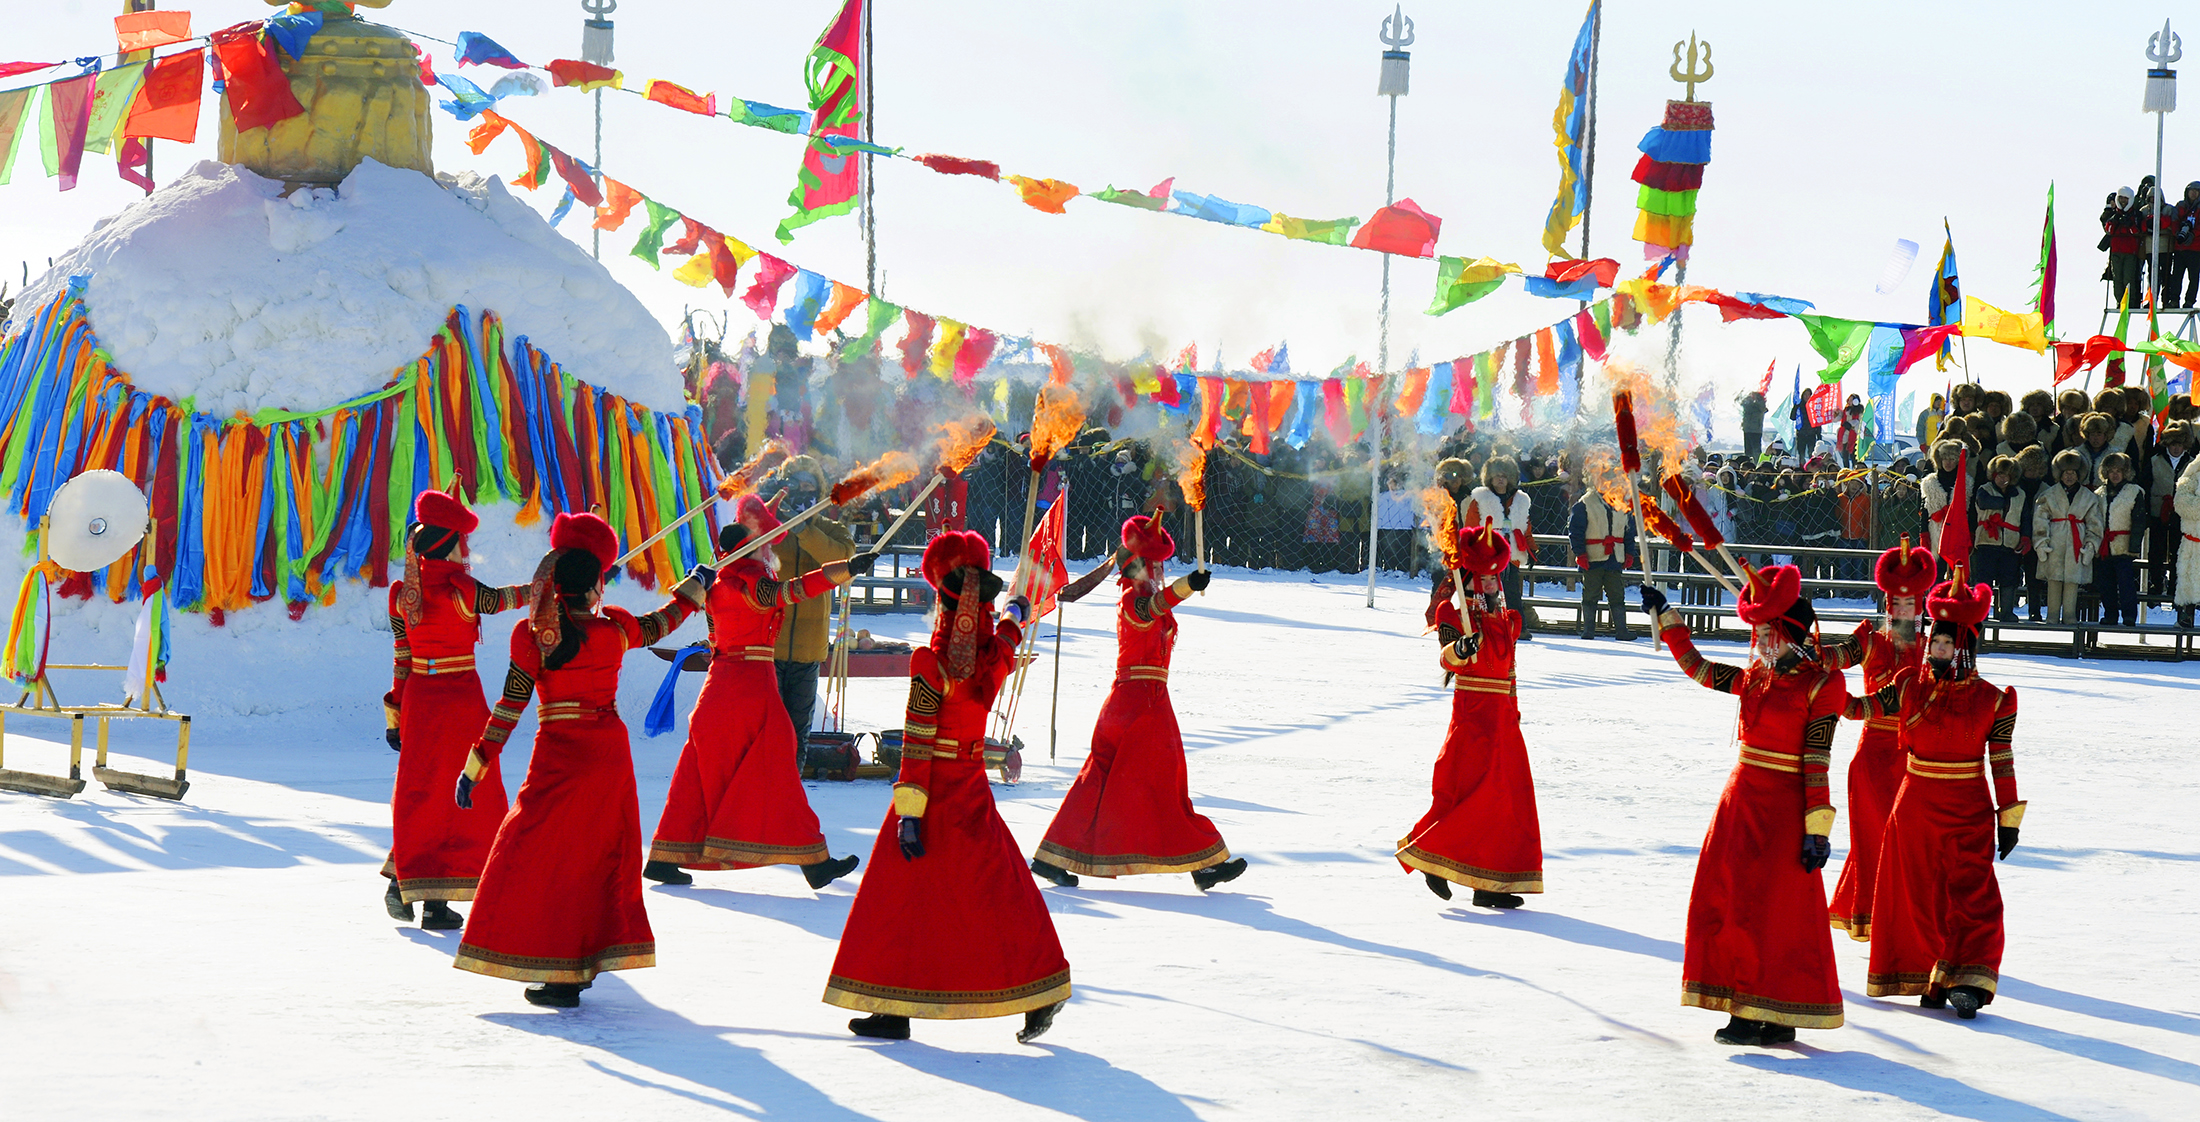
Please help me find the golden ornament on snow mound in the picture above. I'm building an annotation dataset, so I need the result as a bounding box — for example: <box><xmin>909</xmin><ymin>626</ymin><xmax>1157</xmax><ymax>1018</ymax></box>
<box><xmin>219</xmin><ymin>0</ymin><xmax>432</xmax><ymax>188</ymax></box>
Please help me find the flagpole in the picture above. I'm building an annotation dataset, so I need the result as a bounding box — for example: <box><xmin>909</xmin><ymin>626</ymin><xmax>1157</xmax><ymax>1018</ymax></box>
<box><xmin>1371</xmin><ymin>7</ymin><xmax>1414</xmax><ymax>609</ymax></box>
<box><xmin>1578</xmin><ymin>0</ymin><xmax>1601</xmax><ymax>282</ymax></box>
<box><xmin>861</xmin><ymin>0</ymin><xmax>877</xmax><ymax>296</ymax></box>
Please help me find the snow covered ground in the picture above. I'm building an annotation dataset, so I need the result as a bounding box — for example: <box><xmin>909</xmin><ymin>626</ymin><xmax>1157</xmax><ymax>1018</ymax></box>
<box><xmin>0</xmin><ymin>568</ymin><xmax>2193</xmax><ymax>1121</ymax></box>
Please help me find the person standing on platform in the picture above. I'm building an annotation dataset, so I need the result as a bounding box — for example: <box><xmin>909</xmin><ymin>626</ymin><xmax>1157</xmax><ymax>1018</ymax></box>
<box><xmin>1866</xmin><ymin>576</ymin><xmax>2023</xmax><ymax>1021</ymax></box>
<box><xmin>1639</xmin><ymin>566</ymin><xmax>1895</xmax><ymax>1046</ymax></box>
<box><xmin>643</xmin><ymin>494</ymin><xmax>871</xmax><ymax>890</ymax></box>
<box><xmin>825</xmin><ymin>532</ymin><xmax>1071</xmax><ymax>1044</ymax></box>
<box><xmin>767</xmin><ymin>459</ymin><xmax>856</xmax><ymax>749</ymax></box>
<box><xmin>1396</xmin><ymin>526</ymin><xmax>1543</xmax><ymax>909</ymax></box>
<box><xmin>1822</xmin><ymin>541</ymin><xmax>1933</xmax><ymax>941</ymax></box>
<box><xmin>2033</xmin><ymin>449</ymin><xmax>2105</xmax><ymax>624</ymax></box>
<box><xmin>1029</xmin><ymin>516</ymin><xmax>1243</xmax><ymax>892</ymax></box>
<box><xmin>381</xmin><ymin>489</ymin><xmax>531</xmax><ymax>929</ymax></box>
<box><xmin>451</xmin><ymin>513</ymin><xmax>711</xmax><ymax>1008</ymax></box>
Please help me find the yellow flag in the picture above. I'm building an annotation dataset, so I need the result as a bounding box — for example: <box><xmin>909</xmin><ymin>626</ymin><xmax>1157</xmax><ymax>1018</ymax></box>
<box><xmin>670</xmin><ymin>253</ymin><xmax>713</xmax><ymax>288</ymax></box>
<box><xmin>1961</xmin><ymin>296</ymin><xmax>2047</xmax><ymax>353</ymax></box>
<box><xmin>930</xmin><ymin>319</ymin><xmax>965</xmax><ymax>380</ymax></box>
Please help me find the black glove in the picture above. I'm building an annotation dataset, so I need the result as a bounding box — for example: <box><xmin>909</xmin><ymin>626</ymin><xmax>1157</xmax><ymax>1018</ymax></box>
<box><xmin>898</xmin><ymin>815</ymin><xmax>925</xmax><ymax>860</ymax></box>
<box><xmin>1638</xmin><ymin>583</ymin><xmax>1669</xmax><ymax>617</ymax></box>
<box><xmin>687</xmin><ymin>564</ymin><xmax>717</xmax><ymax>593</ymax></box>
<box><xmin>385</xmin><ymin>728</ymin><xmax>402</xmax><ymax>752</ymax></box>
<box><xmin>1187</xmin><ymin>569</ymin><xmax>1212</xmax><ymax>591</ymax></box>
<box><xmin>1450</xmin><ymin>633</ymin><xmax>1482</xmax><ymax>660</ymax></box>
<box><xmin>1801</xmin><ymin>834</ymin><xmax>1831</xmax><ymax>872</ymax></box>
<box><xmin>455</xmin><ymin>773</ymin><xmax>477</xmax><ymax>810</ymax></box>
<box><xmin>1997</xmin><ymin>826</ymin><xmax>2019</xmax><ymax>860</ymax></box>
<box><xmin>847</xmin><ymin>550</ymin><xmax>879</xmax><ymax>576</ymax></box>
<box><xmin>1873</xmin><ymin>681</ymin><xmax>1903</xmax><ymax>716</ymax></box>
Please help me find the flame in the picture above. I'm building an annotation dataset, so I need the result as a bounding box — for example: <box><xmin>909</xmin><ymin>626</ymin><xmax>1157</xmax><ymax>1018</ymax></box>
<box><xmin>1638</xmin><ymin>494</ymin><xmax>1693</xmax><ymax>552</ymax></box>
<box><xmin>1660</xmin><ymin>471</ymin><xmax>1726</xmax><ymax>549</ymax></box>
<box><xmin>1176</xmin><ymin>436</ymin><xmax>1210</xmax><ymax>511</ymax></box>
<box><xmin>1584</xmin><ymin>447</ymin><xmax>1635</xmax><ymax>513</ymax></box>
<box><xmin>1028</xmin><ymin>385</ymin><xmax>1086</xmax><ymax>476</ymax></box>
<box><xmin>1420</xmin><ymin>487</ymin><xmax>1460</xmax><ymax>570</ymax></box>
<box><xmin>1604</xmin><ymin>360</ymin><xmax>1689</xmax><ymax>476</ymax></box>
<box><xmin>933</xmin><ymin>414</ymin><xmax>997</xmax><ymax>474</ymax></box>
<box><xmin>831</xmin><ymin>450</ymin><xmax>920</xmax><ymax>505</ymax></box>
<box><xmin>715</xmin><ymin>438</ymin><xmax>789</xmax><ymax>499</ymax></box>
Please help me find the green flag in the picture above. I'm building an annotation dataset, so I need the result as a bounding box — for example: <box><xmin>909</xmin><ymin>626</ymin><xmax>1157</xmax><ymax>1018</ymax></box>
<box><xmin>1425</xmin><ymin>256</ymin><xmax>1521</xmax><ymax>316</ymax></box>
<box><xmin>629</xmin><ymin>200</ymin><xmax>682</xmax><ymax>268</ymax></box>
<box><xmin>1797</xmin><ymin>315</ymin><xmax>1875</xmax><ymax>382</ymax></box>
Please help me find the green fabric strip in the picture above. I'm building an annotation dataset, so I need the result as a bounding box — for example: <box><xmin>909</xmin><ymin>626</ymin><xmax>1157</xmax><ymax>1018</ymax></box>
<box><xmin>0</xmin><ymin>87</ymin><xmax>38</xmax><ymax>185</ymax></box>
<box><xmin>631</xmin><ymin>199</ymin><xmax>681</xmax><ymax>268</ymax></box>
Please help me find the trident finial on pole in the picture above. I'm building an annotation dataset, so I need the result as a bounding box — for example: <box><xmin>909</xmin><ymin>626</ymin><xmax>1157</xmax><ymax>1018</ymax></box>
<box><xmin>1670</xmin><ymin>32</ymin><xmax>1714</xmax><ymax>102</ymax></box>
<box><xmin>2149</xmin><ymin>18</ymin><xmax>2183</xmax><ymax>66</ymax></box>
<box><xmin>1381</xmin><ymin>4</ymin><xmax>1415</xmax><ymax>49</ymax></box>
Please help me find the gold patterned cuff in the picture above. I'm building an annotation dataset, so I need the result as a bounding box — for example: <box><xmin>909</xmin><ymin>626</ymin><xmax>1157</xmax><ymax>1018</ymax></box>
<box><xmin>892</xmin><ymin>783</ymin><xmax>928</xmax><ymax>818</ymax></box>
<box><xmin>462</xmin><ymin>750</ymin><xmax>488</xmax><ymax>782</ymax></box>
<box><xmin>1655</xmin><ymin>607</ymin><xmax>1683</xmax><ymax>632</ymax></box>
<box><xmin>1804</xmin><ymin>806</ymin><xmax>1836</xmax><ymax>836</ymax></box>
<box><xmin>1997</xmin><ymin>801</ymin><xmax>2027</xmax><ymax>829</ymax></box>
<box><xmin>383</xmin><ymin>699</ymin><xmax>400</xmax><ymax>731</ymax></box>
<box><xmin>1169</xmin><ymin>575</ymin><xmax>1196</xmax><ymax>599</ymax></box>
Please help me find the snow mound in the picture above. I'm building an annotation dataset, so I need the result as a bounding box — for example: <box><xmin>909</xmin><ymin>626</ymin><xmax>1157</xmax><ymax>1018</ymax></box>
<box><xmin>18</xmin><ymin>159</ymin><xmax>677</xmax><ymax>417</ymax></box>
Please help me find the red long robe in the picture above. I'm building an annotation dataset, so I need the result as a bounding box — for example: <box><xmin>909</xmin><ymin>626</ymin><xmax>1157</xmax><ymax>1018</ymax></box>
<box><xmin>383</xmin><ymin>560</ymin><xmax>526</xmax><ymax>903</ymax></box>
<box><xmin>1824</xmin><ymin>621</ymin><xmax>1919</xmax><ymax>939</ymax></box>
<box><xmin>1395</xmin><ymin>600</ymin><xmax>1543</xmax><ymax>893</ymax></box>
<box><xmin>1659</xmin><ymin>617</ymin><xmax>1849</xmax><ymax>1030</ymax></box>
<box><xmin>453</xmin><ymin>599</ymin><xmax>695</xmax><ymax>985</ymax></box>
<box><xmin>1035</xmin><ymin>577</ymin><xmax>1230</xmax><ymax>877</ymax></box>
<box><xmin>824</xmin><ymin>611</ymin><xmax>1072</xmax><ymax>1019</ymax></box>
<box><xmin>1867</xmin><ymin>675</ymin><xmax>2023</xmax><ymax>1004</ymax></box>
<box><xmin>649</xmin><ymin>560</ymin><xmax>840</xmax><ymax>870</ymax></box>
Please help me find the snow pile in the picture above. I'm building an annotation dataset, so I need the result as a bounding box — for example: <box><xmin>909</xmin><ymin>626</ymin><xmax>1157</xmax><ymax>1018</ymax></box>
<box><xmin>16</xmin><ymin>159</ymin><xmax>678</xmax><ymax>417</ymax></box>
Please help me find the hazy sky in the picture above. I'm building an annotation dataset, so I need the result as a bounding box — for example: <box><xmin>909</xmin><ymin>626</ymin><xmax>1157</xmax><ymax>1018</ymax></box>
<box><xmin>4</xmin><ymin>1</ymin><xmax>2192</xmax><ymax>410</ymax></box>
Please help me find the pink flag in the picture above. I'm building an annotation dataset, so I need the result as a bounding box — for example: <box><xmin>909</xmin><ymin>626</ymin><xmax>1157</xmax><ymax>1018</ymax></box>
<box><xmin>47</xmin><ymin>73</ymin><xmax>95</xmax><ymax>191</ymax></box>
<box><xmin>741</xmin><ymin>254</ymin><xmax>798</xmax><ymax>320</ymax></box>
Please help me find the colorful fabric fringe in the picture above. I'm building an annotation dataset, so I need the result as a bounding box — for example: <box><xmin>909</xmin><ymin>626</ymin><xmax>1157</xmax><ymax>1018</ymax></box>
<box><xmin>1630</xmin><ymin>100</ymin><xmax>1713</xmax><ymax>262</ymax></box>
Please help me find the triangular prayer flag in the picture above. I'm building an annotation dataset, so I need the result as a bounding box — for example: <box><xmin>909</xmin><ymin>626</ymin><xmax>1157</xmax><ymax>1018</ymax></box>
<box><xmin>593</xmin><ymin>178</ymin><xmax>641</xmax><ymax>230</ymax></box>
<box><xmin>815</xmin><ymin>282</ymin><xmax>866</xmax><ymax>335</ymax></box>
<box><xmin>547</xmin><ymin>60</ymin><xmax>623</xmax><ymax>91</ymax></box>
<box><xmin>849</xmin><ymin>298</ymin><xmax>901</xmax><ymax>354</ymax></box>
<box><xmin>629</xmin><ymin>199</ymin><xmax>683</xmax><ymax>268</ymax></box>
<box><xmin>671</xmin><ymin>252</ymin><xmax>713</xmax><ymax>289</ymax></box>
<box><xmin>930</xmin><ymin>319</ymin><xmax>966</xmax><ymax>381</ymax></box>
<box><xmin>899</xmin><ymin>311</ymin><xmax>936</xmax><ymax>377</ymax></box>
<box><xmin>454</xmin><ymin>32</ymin><xmax>529</xmax><ymax>70</ymax></box>
<box><xmin>1008</xmin><ymin>175</ymin><xmax>1079</xmax><ymax>214</ymax></box>
<box><xmin>1426</xmin><ymin>255</ymin><xmax>1521</xmax><ymax>315</ymax></box>
<box><xmin>546</xmin><ymin>146</ymin><xmax>602</xmax><ymax>208</ymax></box>
<box><xmin>955</xmin><ymin>328</ymin><xmax>997</xmax><ymax>385</ymax></box>
<box><xmin>742</xmin><ymin>255</ymin><xmax>799</xmax><ymax>321</ymax></box>
<box><xmin>786</xmin><ymin>271</ymin><xmax>832</xmax><ymax>342</ymax></box>
<box><xmin>915</xmin><ymin>153</ymin><xmax>1001</xmax><ymax>180</ymax></box>
<box><xmin>1796</xmin><ymin>315</ymin><xmax>1877</xmax><ymax>382</ymax></box>
<box><xmin>123</xmin><ymin>50</ymin><xmax>202</xmax><ymax>143</ymax></box>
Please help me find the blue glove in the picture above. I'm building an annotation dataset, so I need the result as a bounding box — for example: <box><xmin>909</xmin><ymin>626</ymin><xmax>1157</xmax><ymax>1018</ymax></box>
<box><xmin>1801</xmin><ymin>834</ymin><xmax>1830</xmax><ymax>872</ymax></box>
<box><xmin>455</xmin><ymin>773</ymin><xmax>477</xmax><ymax>810</ymax></box>
<box><xmin>687</xmin><ymin>564</ymin><xmax>717</xmax><ymax>593</ymax></box>
<box><xmin>898</xmin><ymin>816</ymin><xmax>925</xmax><ymax>860</ymax></box>
<box><xmin>385</xmin><ymin>728</ymin><xmax>402</xmax><ymax>752</ymax></box>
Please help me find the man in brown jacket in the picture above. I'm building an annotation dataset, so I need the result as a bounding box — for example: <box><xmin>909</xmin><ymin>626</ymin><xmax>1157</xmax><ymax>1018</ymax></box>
<box><xmin>771</xmin><ymin>458</ymin><xmax>856</xmax><ymax>752</ymax></box>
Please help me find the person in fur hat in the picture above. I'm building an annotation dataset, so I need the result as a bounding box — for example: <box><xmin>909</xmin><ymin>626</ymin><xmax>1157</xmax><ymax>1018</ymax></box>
<box><xmin>1465</xmin><ymin>454</ymin><xmax>1541</xmax><ymax>637</ymax></box>
<box><xmin>1396</xmin><ymin>526</ymin><xmax>1544</xmax><ymax>908</ymax></box>
<box><xmin>1638</xmin><ymin>565</ymin><xmax>1894</xmax><ymax>1046</ymax></box>
<box><xmin>2095</xmin><ymin>453</ymin><xmax>2151</xmax><ymax>625</ymax></box>
<box><xmin>1973</xmin><ymin>456</ymin><xmax>2029</xmax><ymax>620</ymax></box>
<box><xmin>1030</xmin><ymin>515</ymin><xmax>1243</xmax><ymax>891</ymax></box>
<box><xmin>1866</xmin><ymin>575</ymin><xmax>2023</xmax><ymax>1021</ymax></box>
<box><xmin>2051</xmin><ymin>389</ymin><xmax>2092</xmax><ymax>451</ymax></box>
<box><xmin>1995</xmin><ymin>411</ymin><xmax>2040</xmax><ymax>461</ymax></box>
<box><xmin>452</xmin><ymin>513</ymin><xmax>714</xmax><ymax>1008</ymax></box>
<box><xmin>2015</xmin><ymin>445</ymin><xmax>2053</xmax><ymax>619</ymax></box>
<box><xmin>643</xmin><ymin>493</ymin><xmax>875</xmax><ymax>890</ymax></box>
<box><xmin>380</xmin><ymin>488</ymin><xmax>532</xmax><ymax>930</ymax></box>
<box><xmin>826</xmin><ymin>531</ymin><xmax>1071</xmax><ymax>1044</ymax></box>
<box><xmin>2073</xmin><ymin>412</ymin><xmax>2120</xmax><ymax>485</ymax></box>
<box><xmin>2146</xmin><ymin>420</ymin><xmax>2193</xmax><ymax>609</ymax></box>
<box><xmin>2033</xmin><ymin>449</ymin><xmax>2106</xmax><ymax>623</ymax></box>
<box><xmin>1821</xmin><ymin>541</ymin><xmax>1934</xmax><ymax>940</ymax></box>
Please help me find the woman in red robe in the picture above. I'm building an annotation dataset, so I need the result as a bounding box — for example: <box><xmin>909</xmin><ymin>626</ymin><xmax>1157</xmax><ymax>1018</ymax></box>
<box><xmin>381</xmin><ymin>488</ymin><xmax>529</xmax><ymax>929</ymax></box>
<box><xmin>1639</xmin><ymin>565</ymin><xmax>1890</xmax><ymax>1046</ymax></box>
<box><xmin>645</xmin><ymin>495</ymin><xmax>870</xmax><ymax>889</ymax></box>
<box><xmin>1396</xmin><ymin>526</ymin><xmax>1542</xmax><ymax>908</ymax></box>
<box><xmin>1867</xmin><ymin>576</ymin><xmax>2024</xmax><ymax>1021</ymax></box>
<box><xmin>825</xmin><ymin>532</ymin><xmax>1071</xmax><ymax>1044</ymax></box>
<box><xmin>1821</xmin><ymin>540</ymin><xmax>1933</xmax><ymax>940</ymax></box>
<box><xmin>451</xmin><ymin>513</ymin><xmax>709</xmax><ymax>1008</ymax></box>
<box><xmin>1030</xmin><ymin>515</ymin><xmax>1244</xmax><ymax>891</ymax></box>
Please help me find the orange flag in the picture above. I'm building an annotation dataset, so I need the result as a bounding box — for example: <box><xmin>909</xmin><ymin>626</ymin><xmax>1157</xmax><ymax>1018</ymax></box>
<box><xmin>1008</xmin><ymin>175</ymin><xmax>1079</xmax><ymax>214</ymax></box>
<box><xmin>123</xmin><ymin>50</ymin><xmax>203</xmax><ymax>143</ymax></box>
<box><xmin>593</xmin><ymin>179</ymin><xmax>641</xmax><ymax>230</ymax></box>
<box><xmin>814</xmin><ymin>282</ymin><xmax>867</xmax><ymax>334</ymax></box>
<box><xmin>114</xmin><ymin>11</ymin><xmax>192</xmax><ymax>53</ymax></box>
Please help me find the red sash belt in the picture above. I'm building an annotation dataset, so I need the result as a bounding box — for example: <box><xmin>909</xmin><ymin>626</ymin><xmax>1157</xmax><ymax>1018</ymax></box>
<box><xmin>2052</xmin><ymin>514</ymin><xmax>2084</xmax><ymax>556</ymax></box>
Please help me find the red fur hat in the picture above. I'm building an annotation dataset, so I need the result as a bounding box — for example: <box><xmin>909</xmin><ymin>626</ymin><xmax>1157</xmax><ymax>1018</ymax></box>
<box><xmin>550</xmin><ymin>512</ymin><xmax>620</xmax><ymax>575</ymax></box>
<box><xmin>921</xmin><ymin>530</ymin><xmax>991</xmax><ymax>591</ymax></box>
<box><xmin>1735</xmin><ymin>563</ymin><xmax>1803</xmax><ymax>626</ymax></box>
<box><xmin>1926</xmin><ymin>578</ymin><xmax>1992</xmax><ymax>628</ymax></box>
<box><xmin>735</xmin><ymin>492</ymin><xmax>782</xmax><ymax>535</ymax></box>
<box><xmin>1874</xmin><ymin>542</ymin><xmax>1936</xmax><ymax>597</ymax></box>
<box><xmin>1455</xmin><ymin>525</ymin><xmax>1512</xmax><ymax>577</ymax></box>
<box><xmin>413</xmin><ymin>489</ymin><xmax>477</xmax><ymax>535</ymax></box>
<box><xmin>1121</xmin><ymin>515</ymin><xmax>1175</xmax><ymax>563</ymax></box>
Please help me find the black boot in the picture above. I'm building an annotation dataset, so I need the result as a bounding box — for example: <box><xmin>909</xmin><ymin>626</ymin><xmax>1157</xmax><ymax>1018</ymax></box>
<box><xmin>1017</xmin><ymin>1001</ymin><xmax>1064</xmax><ymax>1044</ymax></box>
<box><xmin>1472</xmin><ymin>888</ymin><xmax>1525</xmax><ymax>909</ymax></box>
<box><xmin>384</xmin><ymin>879</ymin><xmax>414</xmax><ymax>922</ymax></box>
<box><xmin>849</xmin><ymin>1014</ymin><xmax>910</xmax><ymax>1040</ymax></box>
<box><xmin>1422</xmin><ymin>872</ymin><xmax>1453</xmax><ymax>900</ymax></box>
<box><xmin>1758</xmin><ymin>1022</ymin><xmax>1797</xmax><ymax>1044</ymax></box>
<box><xmin>643</xmin><ymin>860</ymin><xmax>693</xmax><ymax>886</ymax></box>
<box><xmin>1030</xmin><ymin>859</ymin><xmax>1079</xmax><ymax>888</ymax></box>
<box><xmin>420</xmin><ymin>899</ymin><xmax>464</xmax><ymax>930</ymax></box>
<box><xmin>2180</xmin><ymin>607</ymin><xmax>2195</xmax><ymax>630</ymax></box>
<box><xmin>524</xmin><ymin>983</ymin><xmax>582</xmax><ymax>1008</ymax></box>
<box><xmin>1191</xmin><ymin>857</ymin><xmax>1248</xmax><ymax>892</ymax></box>
<box><xmin>1949</xmin><ymin>986</ymin><xmax>1988</xmax><ymax>1020</ymax></box>
<box><xmin>1713</xmin><ymin>1016</ymin><xmax>1763</xmax><ymax>1046</ymax></box>
<box><xmin>802</xmin><ymin>854</ymin><xmax>860</xmax><ymax>890</ymax></box>
<box><xmin>1919</xmin><ymin>991</ymin><xmax>1948</xmax><ymax>1009</ymax></box>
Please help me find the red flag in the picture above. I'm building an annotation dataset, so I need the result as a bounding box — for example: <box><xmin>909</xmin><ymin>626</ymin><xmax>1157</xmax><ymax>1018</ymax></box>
<box><xmin>116</xmin><ymin>136</ymin><xmax>153</xmax><ymax>193</ymax></box>
<box><xmin>2051</xmin><ymin>341</ymin><xmax>2086</xmax><ymax>385</ymax></box>
<box><xmin>1934</xmin><ymin>445</ymin><xmax>1973</xmax><ymax>571</ymax></box>
<box><xmin>1805</xmin><ymin>381</ymin><xmax>1842</xmax><ymax>427</ymax></box>
<box><xmin>124</xmin><ymin>50</ymin><xmax>204</xmax><ymax>142</ymax></box>
<box><xmin>1010</xmin><ymin>485</ymin><xmax>1071</xmax><ymax>619</ymax></box>
<box><xmin>643</xmin><ymin>80</ymin><xmax>716</xmax><ymax>116</ymax></box>
<box><xmin>1755</xmin><ymin>358</ymin><xmax>1778</xmax><ymax>395</ymax></box>
<box><xmin>210</xmin><ymin>22</ymin><xmax>305</xmax><ymax>132</ymax></box>
<box><xmin>779</xmin><ymin>0</ymin><xmax>865</xmax><ymax>241</ymax></box>
<box><xmin>546</xmin><ymin>146</ymin><xmax>603</xmax><ymax>208</ymax></box>
<box><xmin>1349</xmin><ymin>198</ymin><xmax>1442</xmax><ymax>258</ymax></box>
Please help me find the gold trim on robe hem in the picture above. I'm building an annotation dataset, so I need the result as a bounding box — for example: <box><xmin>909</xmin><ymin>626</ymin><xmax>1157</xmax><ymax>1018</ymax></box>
<box><xmin>1828</xmin><ymin>911</ymin><xmax>1872</xmax><ymax>942</ymax></box>
<box><xmin>1116</xmin><ymin>666</ymin><xmax>1169</xmax><ymax>683</ymax></box>
<box><xmin>822</xmin><ymin>972</ymin><xmax>1071</xmax><ymax>1020</ymax></box>
<box><xmin>1907</xmin><ymin>755</ymin><xmax>1985</xmax><ymax>780</ymax></box>
<box><xmin>701</xmin><ymin>837</ymin><xmax>830</xmax><ymax>868</ymax></box>
<box><xmin>1682</xmin><ymin>982</ymin><xmax>1844</xmax><ymax>1029</ymax></box>
<box><xmin>397</xmin><ymin>876</ymin><xmax>480</xmax><ymax>904</ymax></box>
<box><xmin>1738</xmin><ymin>744</ymin><xmax>1803</xmax><ymax>774</ymax></box>
<box><xmin>1865</xmin><ymin>961</ymin><xmax>2000</xmax><ymax>998</ymax></box>
<box><xmin>1452</xmin><ymin>676</ymin><xmax>1518</xmax><ymax>695</ymax></box>
<box><xmin>407</xmin><ymin>655</ymin><xmax>477</xmax><ymax>675</ymax></box>
<box><xmin>1034</xmin><ymin>839</ymin><xmax>1229</xmax><ymax>877</ymax></box>
<box><xmin>453</xmin><ymin>942</ymin><xmax>656</xmax><ymax>985</ymax></box>
<box><xmin>1395</xmin><ymin>844</ymin><xmax>1545</xmax><ymax>894</ymax></box>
